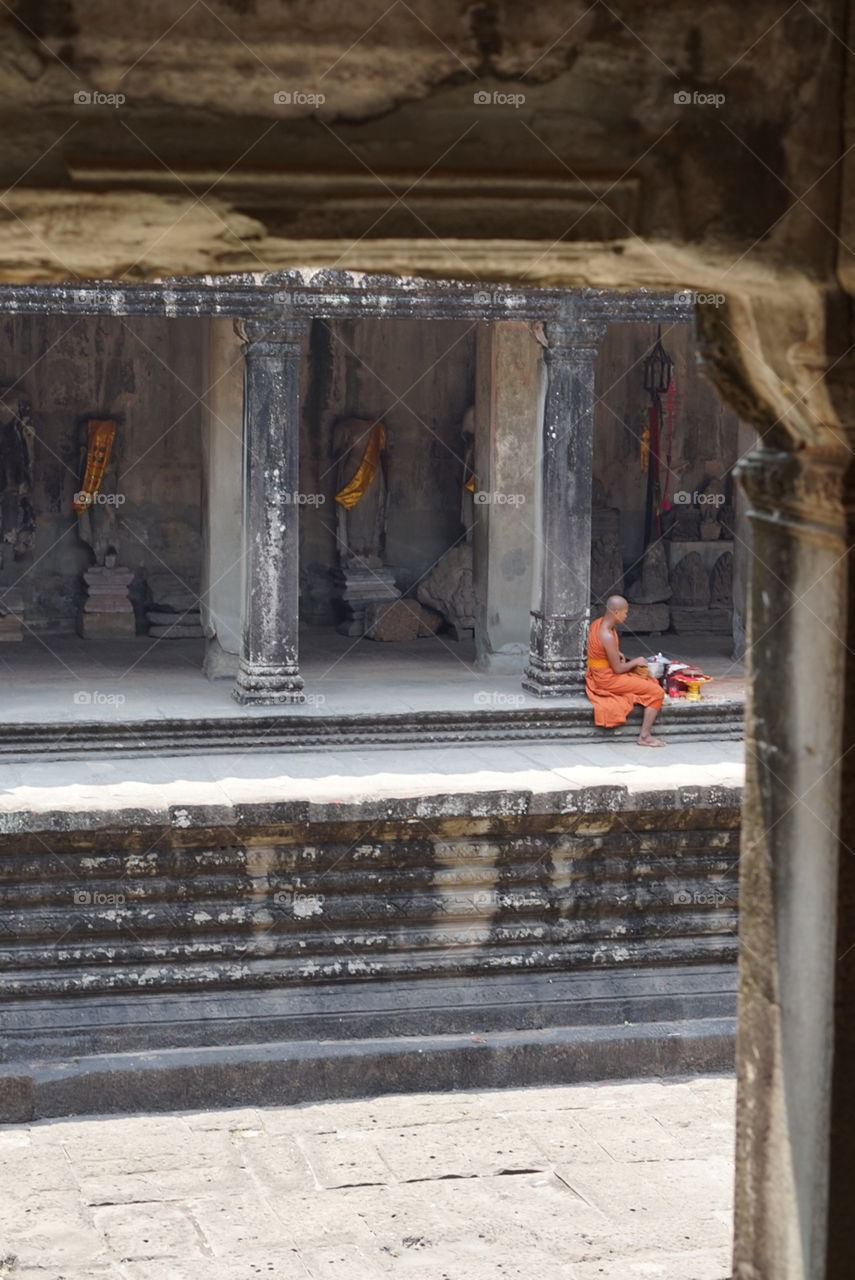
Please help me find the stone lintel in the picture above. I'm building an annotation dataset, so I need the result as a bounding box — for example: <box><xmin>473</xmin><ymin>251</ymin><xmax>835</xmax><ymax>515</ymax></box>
<box><xmin>0</xmin><ymin>275</ymin><xmax>696</xmax><ymax>325</ymax></box>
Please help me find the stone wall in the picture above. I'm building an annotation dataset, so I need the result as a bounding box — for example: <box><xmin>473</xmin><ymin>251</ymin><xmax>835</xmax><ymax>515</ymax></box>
<box><xmin>0</xmin><ymin>315</ymin><xmax>203</xmax><ymax>633</ymax></box>
<box><xmin>595</xmin><ymin>321</ymin><xmax>740</xmax><ymax>569</ymax></box>
<box><xmin>0</xmin><ymin>781</ymin><xmax>740</xmax><ymax>999</ymax></box>
<box><xmin>0</xmin><ymin>781</ymin><xmax>740</xmax><ymax>1117</ymax></box>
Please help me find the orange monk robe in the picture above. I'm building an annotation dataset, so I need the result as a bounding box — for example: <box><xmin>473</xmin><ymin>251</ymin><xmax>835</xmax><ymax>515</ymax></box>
<box><xmin>585</xmin><ymin>616</ymin><xmax>665</xmax><ymax>728</ymax></box>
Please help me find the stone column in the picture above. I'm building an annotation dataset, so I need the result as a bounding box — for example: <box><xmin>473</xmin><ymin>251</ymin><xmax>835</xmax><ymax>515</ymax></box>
<box><xmin>730</xmin><ymin>417</ymin><xmax>757</xmax><ymax>661</ymax></box>
<box><xmin>473</xmin><ymin>321</ymin><xmax>541</xmax><ymax>671</ymax></box>
<box><xmin>732</xmin><ymin>443</ymin><xmax>849</xmax><ymax>1279</ymax></box>
<box><xmin>233</xmin><ymin>318</ymin><xmax>307</xmax><ymax>705</ymax></box>
<box><xmin>201</xmin><ymin>317</ymin><xmax>244</xmax><ymax>679</ymax></box>
<box><xmin>523</xmin><ymin>316</ymin><xmax>606</xmax><ymax>696</ymax></box>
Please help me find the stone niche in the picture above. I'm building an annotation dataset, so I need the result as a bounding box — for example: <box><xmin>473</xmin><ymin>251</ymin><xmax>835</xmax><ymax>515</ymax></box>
<box><xmin>625</xmin><ymin>541</ymin><xmax>671</xmax><ymax>633</ymax></box>
<box><xmin>668</xmin><ymin>546</ymin><xmax>733</xmax><ymax>633</ymax></box>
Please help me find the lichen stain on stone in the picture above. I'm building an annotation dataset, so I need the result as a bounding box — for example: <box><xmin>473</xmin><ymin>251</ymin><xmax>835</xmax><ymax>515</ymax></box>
<box><xmin>293</xmin><ymin>895</ymin><xmax>324</xmax><ymax>918</ymax></box>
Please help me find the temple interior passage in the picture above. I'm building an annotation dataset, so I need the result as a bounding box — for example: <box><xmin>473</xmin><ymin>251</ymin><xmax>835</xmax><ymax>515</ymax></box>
<box><xmin>0</xmin><ymin>285</ymin><xmax>751</xmax><ymax>716</ymax></box>
<box><xmin>0</xmin><ymin>631</ymin><xmax>744</xmax><ymax>724</ymax></box>
<box><xmin>0</xmin><ymin>314</ymin><xmax>204</xmax><ymax>644</ymax></box>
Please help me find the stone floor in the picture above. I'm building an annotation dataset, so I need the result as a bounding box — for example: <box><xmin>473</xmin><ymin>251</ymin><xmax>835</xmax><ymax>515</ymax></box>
<box><xmin>0</xmin><ymin>735</ymin><xmax>745</xmax><ymax>820</ymax></box>
<box><xmin>0</xmin><ymin>630</ymin><xmax>744</xmax><ymax>722</ymax></box>
<box><xmin>0</xmin><ymin>1076</ymin><xmax>735</xmax><ymax>1280</ymax></box>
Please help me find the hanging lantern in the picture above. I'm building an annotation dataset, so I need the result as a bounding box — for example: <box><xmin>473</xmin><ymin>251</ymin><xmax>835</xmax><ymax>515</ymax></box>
<box><xmin>642</xmin><ymin>325</ymin><xmax>674</xmax><ymax>398</ymax></box>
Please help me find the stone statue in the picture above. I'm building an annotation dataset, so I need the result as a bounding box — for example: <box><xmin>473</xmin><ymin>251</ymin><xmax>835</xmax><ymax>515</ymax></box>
<box><xmin>76</xmin><ymin>417</ymin><xmax>120</xmax><ymax>566</ymax></box>
<box><xmin>0</xmin><ymin>392</ymin><xmax>34</xmax><ymax>638</ymax></box>
<box><xmin>331</xmin><ymin>415</ymin><xmax>400</xmax><ymax>635</ymax></box>
<box><xmin>74</xmin><ymin>417</ymin><xmax>135</xmax><ymax>639</ymax></box>
<box><xmin>332</xmin><ymin>416</ymin><xmax>388</xmax><ymax>569</ymax></box>
<box><xmin>0</xmin><ymin>394</ymin><xmax>35</xmax><ymax>563</ymax></box>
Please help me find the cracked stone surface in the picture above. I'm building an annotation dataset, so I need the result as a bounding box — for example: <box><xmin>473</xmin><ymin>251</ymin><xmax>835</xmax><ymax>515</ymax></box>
<box><xmin>0</xmin><ymin>1076</ymin><xmax>735</xmax><ymax>1279</ymax></box>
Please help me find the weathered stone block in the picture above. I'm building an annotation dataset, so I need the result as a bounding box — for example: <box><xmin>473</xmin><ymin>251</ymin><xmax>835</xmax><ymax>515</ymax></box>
<box><xmin>364</xmin><ymin>599</ymin><xmax>441</xmax><ymax>641</ymax></box>
<box><xmin>671</xmin><ymin>607</ymin><xmax>732</xmax><ymax>633</ymax></box>
<box><xmin>147</xmin><ymin>572</ymin><xmax>200</xmax><ymax>612</ymax></box>
<box><xmin>625</xmin><ymin>603</ymin><xmax>670</xmax><ymax>632</ymax></box>
<box><xmin>671</xmin><ymin>552</ymin><xmax>711</xmax><ymax>607</ymax></box>
<box><xmin>417</xmin><ymin>543</ymin><xmax>475</xmax><ymax>634</ymax></box>
<box><xmin>77</xmin><ymin>612</ymin><xmax>137</xmax><ymax>639</ymax></box>
<box><xmin>628</xmin><ymin>542</ymin><xmax>671</xmax><ymax>604</ymax></box>
<box><xmin>591</xmin><ymin>532</ymin><xmax>624</xmax><ymax>604</ymax></box>
<box><xmin>710</xmin><ymin>552</ymin><xmax>733</xmax><ymax>607</ymax></box>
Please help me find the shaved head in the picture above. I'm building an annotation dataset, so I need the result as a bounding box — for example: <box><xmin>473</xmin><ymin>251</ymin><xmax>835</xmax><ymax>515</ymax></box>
<box><xmin>606</xmin><ymin>594</ymin><xmax>628</xmax><ymax>613</ymax></box>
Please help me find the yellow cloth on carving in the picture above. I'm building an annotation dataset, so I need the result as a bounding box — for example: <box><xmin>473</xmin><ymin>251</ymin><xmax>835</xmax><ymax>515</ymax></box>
<box><xmin>334</xmin><ymin>421</ymin><xmax>385</xmax><ymax>510</ymax></box>
<box><xmin>73</xmin><ymin>419</ymin><xmax>117</xmax><ymax>513</ymax></box>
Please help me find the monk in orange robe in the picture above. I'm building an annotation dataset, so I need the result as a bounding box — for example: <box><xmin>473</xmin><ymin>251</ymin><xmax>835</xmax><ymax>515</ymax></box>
<box><xmin>586</xmin><ymin>595</ymin><xmax>666</xmax><ymax>746</ymax></box>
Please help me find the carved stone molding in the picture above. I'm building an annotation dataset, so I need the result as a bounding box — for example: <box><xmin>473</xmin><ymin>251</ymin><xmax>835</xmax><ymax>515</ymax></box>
<box><xmin>0</xmin><ymin>277</ymin><xmax>696</xmax><ymax>326</ymax></box>
<box><xmin>545</xmin><ymin>316</ymin><xmax>609</xmax><ymax>359</ymax></box>
<box><xmin>736</xmin><ymin>445</ymin><xmax>846</xmax><ymax>539</ymax></box>
<box><xmin>234</xmin><ymin>317</ymin><xmax>308</xmax><ymax>352</ymax></box>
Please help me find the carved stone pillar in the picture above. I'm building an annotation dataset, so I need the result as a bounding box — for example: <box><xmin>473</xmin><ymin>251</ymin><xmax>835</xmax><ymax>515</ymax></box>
<box><xmin>523</xmin><ymin>316</ymin><xmax>606</xmax><ymax>696</ymax></box>
<box><xmin>732</xmin><ymin>442</ymin><xmax>850</xmax><ymax>1279</ymax></box>
<box><xmin>233</xmin><ymin>318</ymin><xmax>307</xmax><ymax>705</ymax></box>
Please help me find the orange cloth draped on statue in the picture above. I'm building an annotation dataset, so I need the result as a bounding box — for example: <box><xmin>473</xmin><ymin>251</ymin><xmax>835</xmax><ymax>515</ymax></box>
<box><xmin>585</xmin><ymin>616</ymin><xmax>665</xmax><ymax>728</ymax></box>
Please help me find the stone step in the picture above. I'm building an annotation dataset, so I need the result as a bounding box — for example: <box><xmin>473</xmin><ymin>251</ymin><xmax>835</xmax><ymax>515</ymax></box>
<box><xmin>0</xmin><ymin>700</ymin><xmax>744</xmax><ymax>760</ymax></box>
<box><xmin>0</xmin><ymin>1013</ymin><xmax>736</xmax><ymax>1123</ymax></box>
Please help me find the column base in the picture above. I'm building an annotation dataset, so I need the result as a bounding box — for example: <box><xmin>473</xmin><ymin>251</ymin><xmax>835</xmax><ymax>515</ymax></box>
<box><xmin>232</xmin><ymin>662</ymin><xmax>305</xmax><ymax>705</ymax></box>
<box><xmin>521</xmin><ymin>661</ymin><xmax>585</xmax><ymax>697</ymax></box>
<box><xmin>522</xmin><ymin>611</ymin><xmax>587</xmax><ymax>696</ymax></box>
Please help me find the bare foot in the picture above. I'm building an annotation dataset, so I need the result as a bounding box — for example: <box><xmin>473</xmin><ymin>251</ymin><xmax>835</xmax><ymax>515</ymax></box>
<box><xmin>637</xmin><ymin>735</ymin><xmax>666</xmax><ymax>747</ymax></box>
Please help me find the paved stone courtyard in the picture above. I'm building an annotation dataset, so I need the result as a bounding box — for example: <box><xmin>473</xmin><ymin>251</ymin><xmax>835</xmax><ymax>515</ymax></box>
<box><xmin>0</xmin><ymin>1076</ymin><xmax>735</xmax><ymax>1280</ymax></box>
